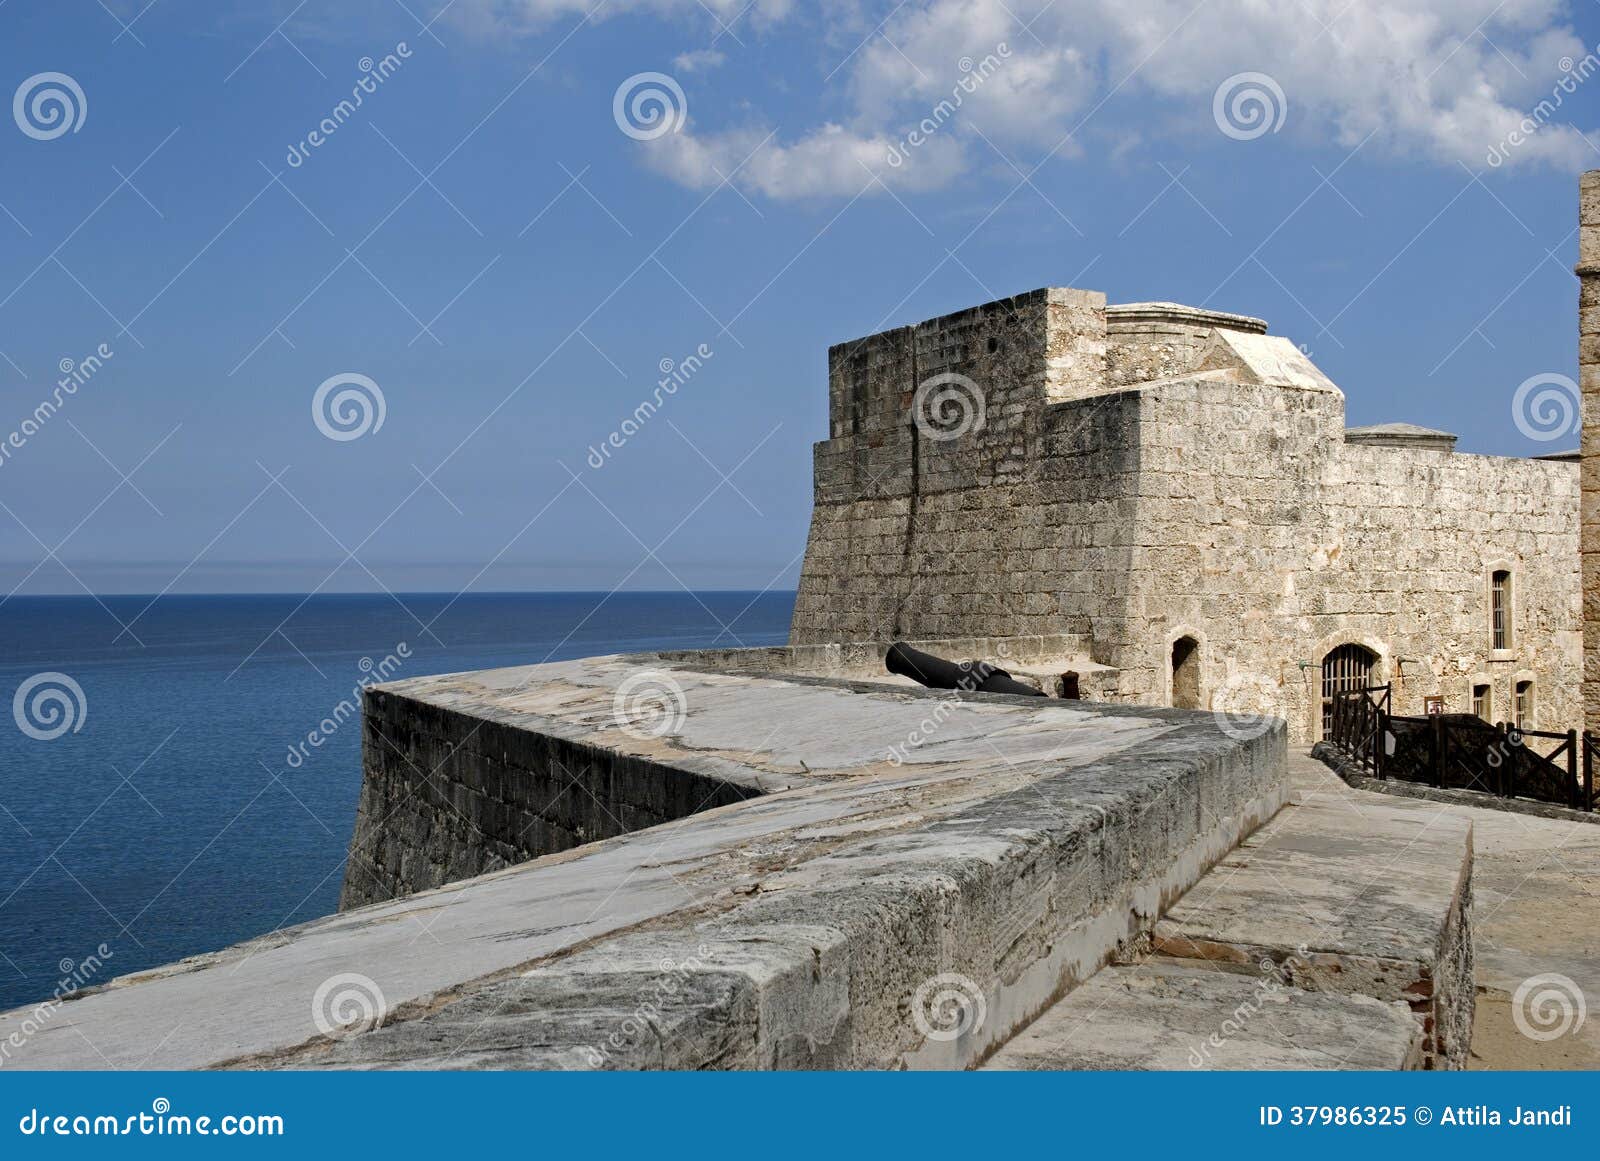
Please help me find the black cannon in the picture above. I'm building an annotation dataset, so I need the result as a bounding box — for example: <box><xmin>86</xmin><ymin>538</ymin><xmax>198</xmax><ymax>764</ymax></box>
<box><xmin>885</xmin><ymin>641</ymin><xmax>1045</xmax><ymax>698</ymax></box>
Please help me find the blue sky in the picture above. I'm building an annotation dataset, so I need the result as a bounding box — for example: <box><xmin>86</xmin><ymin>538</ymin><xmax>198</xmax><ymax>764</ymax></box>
<box><xmin>0</xmin><ymin>0</ymin><xmax>1596</xmax><ymax>596</ymax></box>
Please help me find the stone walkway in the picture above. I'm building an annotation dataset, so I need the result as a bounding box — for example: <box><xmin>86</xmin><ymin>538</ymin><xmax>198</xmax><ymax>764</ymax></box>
<box><xmin>1292</xmin><ymin>751</ymin><xmax>1600</xmax><ymax>1069</ymax></box>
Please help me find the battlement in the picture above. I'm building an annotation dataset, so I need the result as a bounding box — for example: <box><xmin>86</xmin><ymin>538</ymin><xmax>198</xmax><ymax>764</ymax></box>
<box><xmin>823</xmin><ymin>287</ymin><xmax>1336</xmax><ymax>450</ymax></box>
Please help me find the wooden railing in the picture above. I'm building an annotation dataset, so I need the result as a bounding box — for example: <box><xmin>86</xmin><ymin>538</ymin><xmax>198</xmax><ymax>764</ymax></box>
<box><xmin>1325</xmin><ymin>685</ymin><xmax>1596</xmax><ymax>812</ymax></box>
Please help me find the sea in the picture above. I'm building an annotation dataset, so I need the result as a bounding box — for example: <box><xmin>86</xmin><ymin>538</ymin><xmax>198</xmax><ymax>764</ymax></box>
<box><xmin>0</xmin><ymin>592</ymin><xmax>794</xmax><ymax>1011</ymax></box>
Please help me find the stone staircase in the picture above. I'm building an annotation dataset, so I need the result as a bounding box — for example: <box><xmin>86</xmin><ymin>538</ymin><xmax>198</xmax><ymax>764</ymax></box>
<box><xmin>985</xmin><ymin>753</ymin><xmax>1473</xmax><ymax>1070</ymax></box>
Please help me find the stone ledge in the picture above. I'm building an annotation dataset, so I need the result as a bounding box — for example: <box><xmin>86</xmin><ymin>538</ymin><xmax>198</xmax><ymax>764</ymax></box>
<box><xmin>982</xmin><ymin>957</ymin><xmax>1423</xmax><ymax>1070</ymax></box>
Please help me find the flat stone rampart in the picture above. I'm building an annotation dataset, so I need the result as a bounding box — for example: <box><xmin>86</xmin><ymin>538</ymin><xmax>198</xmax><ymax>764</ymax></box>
<box><xmin>1</xmin><ymin>653</ymin><xmax>1286</xmax><ymax>1070</ymax></box>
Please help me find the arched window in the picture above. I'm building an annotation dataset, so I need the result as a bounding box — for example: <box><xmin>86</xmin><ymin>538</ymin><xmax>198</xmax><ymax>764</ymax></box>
<box><xmin>1170</xmin><ymin>636</ymin><xmax>1201</xmax><ymax>710</ymax></box>
<box><xmin>1514</xmin><ymin>680</ymin><xmax>1534</xmax><ymax>731</ymax></box>
<box><xmin>1490</xmin><ymin>569</ymin><xmax>1512</xmax><ymax>650</ymax></box>
<box><xmin>1321</xmin><ymin>644</ymin><xmax>1376</xmax><ymax>739</ymax></box>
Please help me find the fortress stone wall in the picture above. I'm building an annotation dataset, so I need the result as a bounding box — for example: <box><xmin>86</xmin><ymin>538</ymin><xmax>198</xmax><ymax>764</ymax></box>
<box><xmin>1580</xmin><ymin>170</ymin><xmax>1600</xmax><ymax>732</ymax></box>
<box><xmin>793</xmin><ymin>287</ymin><xmax>1581</xmax><ymax>745</ymax></box>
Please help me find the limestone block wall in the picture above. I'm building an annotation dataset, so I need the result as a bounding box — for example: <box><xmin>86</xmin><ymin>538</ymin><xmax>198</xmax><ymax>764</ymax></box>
<box><xmin>1119</xmin><ymin>378</ymin><xmax>1580</xmax><ymax>742</ymax></box>
<box><xmin>791</xmin><ymin>288</ymin><xmax>1143</xmax><ymax>650</ymax></box>
<box><xmin>1580</xmin><ymin>170</ymin><xmax>1600</xmax><ymax>731</ymax></box>
<box><xmin>1112</xmin><ymin>376</ymin><xmax>1346</xmax><ymax>716</ymax></box>
<box><xmin>341</xmin><ymin>687</ymin><xmax>760</xmax><ymax>909</ymax></box>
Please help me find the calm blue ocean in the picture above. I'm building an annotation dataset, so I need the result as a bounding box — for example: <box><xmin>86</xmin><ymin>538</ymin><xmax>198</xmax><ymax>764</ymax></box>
<box><xmin>0</xmin><ymin>592</ymin><xmax>793</xmax><ymax>1011</ymax></box>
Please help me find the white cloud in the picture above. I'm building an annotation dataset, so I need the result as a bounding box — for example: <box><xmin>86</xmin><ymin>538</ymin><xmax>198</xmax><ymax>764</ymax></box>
<box><xmin>453</xmin><ymin>0</ymin><xmax>1599</xmax><ymax>197</ymax></box>
<box><xmin>672</xmin><ymin>47</ymin><xmax>727</xmax><ymax>73</ymax></box>
<box><xmin>444</xmin><ymin>0</ymin><xmax>793</xmax><ymax>38</ymax></box>
<box><xmin>642</xmin><ymin>122</ymin><xmax>968</xmax><ymax>199</ymax></box>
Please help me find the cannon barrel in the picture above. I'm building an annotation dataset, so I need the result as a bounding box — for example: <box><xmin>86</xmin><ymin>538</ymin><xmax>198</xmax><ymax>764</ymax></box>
<box><xmin>885</xmin><ymin>641</ymin><xmax>1045</xmax><ymax>698</ymax></box>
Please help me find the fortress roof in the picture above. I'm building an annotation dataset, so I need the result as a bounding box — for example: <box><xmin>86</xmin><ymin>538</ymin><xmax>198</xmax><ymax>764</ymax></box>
<box><xmin>1344</xmin><ymin>422</ymin><xmax>1458</xmax><ymax>452</ymax></box>
<box><xmin>1105</xmin><ymin>301</ymin><xmax>1268</xmax><ymax>334</ymax></box>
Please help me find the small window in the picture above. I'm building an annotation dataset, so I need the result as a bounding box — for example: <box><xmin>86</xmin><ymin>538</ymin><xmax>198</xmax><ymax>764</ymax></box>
<box><xmin>1491</xmin><ymin>570</ymin><xmax>1511</xmax><ymax>650</ymax></box>
<box><xmin>1514</xmin><ymin>681</ymin><xmax>1533</xmax><ymax>731</ymax></box>
<box><xmin>1472</xmin><ymin>684</ymin><xmax>1492</xmax><ymax>720</ymax></box>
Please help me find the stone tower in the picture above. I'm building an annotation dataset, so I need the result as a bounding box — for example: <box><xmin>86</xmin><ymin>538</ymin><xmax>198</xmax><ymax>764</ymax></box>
<box><xmin>1583</xmin><ymin>170</ymin><xmax>1600</xmax><ymax>733</ymax></box>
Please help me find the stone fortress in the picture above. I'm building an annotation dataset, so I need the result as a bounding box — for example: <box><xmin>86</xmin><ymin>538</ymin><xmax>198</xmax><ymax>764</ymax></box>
<box><xmin>6</xmin><ymin>176</ymin><xmax>1597</xmax><ymax>1073</ymax></box>
<box><xmin>791</xmin><ymin>284</ymin><xmax>1583</xmax><ymax>745</ymax></box>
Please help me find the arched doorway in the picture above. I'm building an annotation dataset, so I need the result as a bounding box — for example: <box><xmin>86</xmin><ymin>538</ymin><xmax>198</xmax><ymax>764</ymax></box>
<box><xmin>1171</xmin><ymin>636</ymin><xmax>1201</xmax><ymax>710</ymax></box>
<box><xmin>1320</xmin><ymin>643</ymin><xmax>1376</xmax><ymax>739</ymax></box>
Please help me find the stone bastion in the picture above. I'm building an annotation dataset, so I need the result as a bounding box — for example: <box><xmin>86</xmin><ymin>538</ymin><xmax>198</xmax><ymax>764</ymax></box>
<box><xmin>2</xmin><ymin>645</ymin><xmax>1473</xmax><ymax>1071</ymax></box>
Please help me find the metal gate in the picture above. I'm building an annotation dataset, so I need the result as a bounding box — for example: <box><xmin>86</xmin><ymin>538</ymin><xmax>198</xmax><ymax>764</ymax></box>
<box><xmin>1321</xmin><ymin>644</ymin><xmax>1376</xmax><ymax>739</ymax></box>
